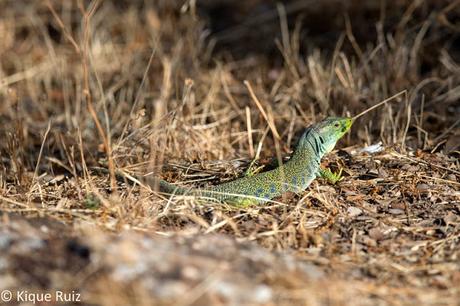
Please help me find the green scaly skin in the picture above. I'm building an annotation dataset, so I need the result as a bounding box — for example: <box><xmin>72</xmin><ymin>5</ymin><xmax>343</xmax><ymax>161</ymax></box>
<box><xmin>158</xmin><ymin>117</ymin><xmax>353</xmax><ymax>206</ymax></box>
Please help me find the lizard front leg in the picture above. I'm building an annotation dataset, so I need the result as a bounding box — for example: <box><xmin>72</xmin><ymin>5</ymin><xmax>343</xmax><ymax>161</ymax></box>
<box><xmin>318</xmin><ymin>167</ymin><xmax>343</xmax><ymax>184</ymax></box>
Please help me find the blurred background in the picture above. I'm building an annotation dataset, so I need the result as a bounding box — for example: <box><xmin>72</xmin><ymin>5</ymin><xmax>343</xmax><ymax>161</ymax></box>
<box><xmin>0</xmin><ymin>0</ymin><xmax>459</xmax><ymax>176</ymax></box>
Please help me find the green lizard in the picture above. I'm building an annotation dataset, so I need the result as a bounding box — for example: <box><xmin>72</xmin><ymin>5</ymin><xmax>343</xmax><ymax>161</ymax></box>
<box><xmin>156</xmin><ymin>117</ymin><xmax>353</xmax><ymax>206</ymax></box>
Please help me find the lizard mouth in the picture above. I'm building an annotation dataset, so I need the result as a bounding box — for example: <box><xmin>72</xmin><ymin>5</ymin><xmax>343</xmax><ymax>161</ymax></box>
<box><xmin>341</xmin><ymin>118</ymin><xmax>353</xmax><ymax>133</ymax></box>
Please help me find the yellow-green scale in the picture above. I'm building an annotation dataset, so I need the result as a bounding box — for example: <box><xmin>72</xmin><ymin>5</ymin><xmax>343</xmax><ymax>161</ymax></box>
<box><xmin>209</xmin><ymin>144</ymin><xmax>321</xmax><ymax>204</ymax></box>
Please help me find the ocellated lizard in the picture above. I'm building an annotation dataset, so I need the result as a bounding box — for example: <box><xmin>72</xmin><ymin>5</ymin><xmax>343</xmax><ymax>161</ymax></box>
<box><xmin>157</xmin><ymin>117</ymin><xmax>352</xmax><ymax>206</ymax></box>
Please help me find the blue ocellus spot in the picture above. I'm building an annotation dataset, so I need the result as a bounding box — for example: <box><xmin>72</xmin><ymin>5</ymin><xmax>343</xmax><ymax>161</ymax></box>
<box><xmin>292</xmin><ymin>176</ymin><xmax>298</xmax><ymax>186</ymax></box>
<box><xmin>264</xmin><ymin>193</ymin><xmax>271</xmax><ymax>199</ymax></box>
<box><xmin>255</xmin><ymin>188</ymin><xmax>264</xmax><ymax>197</ymax></box>
<box><xmin>270</xmin><ymin>184</ymin><xmax>277</xmax><ymax>194</ymax></box>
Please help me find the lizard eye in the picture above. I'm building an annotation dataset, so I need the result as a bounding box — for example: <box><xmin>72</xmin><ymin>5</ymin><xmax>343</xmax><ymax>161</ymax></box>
<box><xmin>334</xmin><ymin>123</ymin><xmax>340</xmax><ymax>128</ymax></box>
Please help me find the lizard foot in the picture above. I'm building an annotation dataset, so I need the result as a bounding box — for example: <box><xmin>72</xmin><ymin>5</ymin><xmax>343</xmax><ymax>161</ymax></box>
<box><xmin>245</xmin><ymin>158</ymin><xmax>265</xmax><ymax>177</ymax></box>
<box><xmin>319</xmin><ymin>168</ymin><xmax>343</xmax><ymax>184</ymax></box>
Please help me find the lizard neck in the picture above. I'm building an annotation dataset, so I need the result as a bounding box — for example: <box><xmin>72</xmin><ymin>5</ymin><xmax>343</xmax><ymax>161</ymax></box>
<box><xmin>280</xmin><ymin>130</ymin><xmax>324</xmax><ymax>189</ymax></box>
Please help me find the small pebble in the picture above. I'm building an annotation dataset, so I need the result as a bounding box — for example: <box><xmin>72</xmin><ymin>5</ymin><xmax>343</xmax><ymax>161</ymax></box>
<box><xmin>389</xmin><ymin>209</ymin><xmax>404</xmax><ymax>215</ymax></box>
<box><xmin>390</xmin><ymin>201</ymin><xmax>406</xmax><ymax>210</ymax></box>
<box><xmin>416</xmin><ymin>183</ymin><xmax>430</xmax><ymax>191</ymax></box>
<box><xmin>362</xmin><ymin>236</ymin><xmax>377</xmax><ymax>247</ymax></box>
<box><xmin>347</xmin><ymin>206</ymin><xmax>362</xmax><ymax>217</ymax></box>
<box><xmin>444</xmin><ymin>212</ymin><xmax>458</xmax><ymax>224</ymax></box>
<box><xmin>368</xmin><ymin>228</ymin><xmax>385</xmax><ymax>241</ymax></box>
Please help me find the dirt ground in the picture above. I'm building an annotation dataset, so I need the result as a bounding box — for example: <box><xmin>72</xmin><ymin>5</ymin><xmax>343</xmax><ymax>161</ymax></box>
<box><xmin>0</xmin><ymin>1</ymin><xmax>459</xmax><ymax>305</ymax></box>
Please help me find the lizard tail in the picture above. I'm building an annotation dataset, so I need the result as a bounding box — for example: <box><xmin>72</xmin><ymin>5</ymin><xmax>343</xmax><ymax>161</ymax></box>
<box><xmin>158</xmin><ymin>179</ymin><xmax>188</xmax><ymax>195</ymax></box>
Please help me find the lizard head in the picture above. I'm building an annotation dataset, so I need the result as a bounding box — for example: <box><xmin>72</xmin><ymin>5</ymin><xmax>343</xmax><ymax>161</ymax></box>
<box><xmin>315</xmin><ymin>117</ymin><xmax>353</xmax><ymax>153</ymax></box>
<box><xmin>297</xmin><ymin>117</ymin><xmax>352</xmax><ymax>156</ymax></box>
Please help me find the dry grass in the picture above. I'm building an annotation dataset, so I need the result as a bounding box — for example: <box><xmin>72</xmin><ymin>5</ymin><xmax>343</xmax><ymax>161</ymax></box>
<box><xmin>0</xmin><ymin>0</ymin><xmax>459</xmax><ymax>305</ymax></box>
